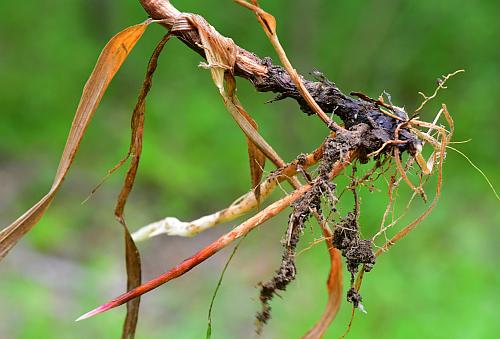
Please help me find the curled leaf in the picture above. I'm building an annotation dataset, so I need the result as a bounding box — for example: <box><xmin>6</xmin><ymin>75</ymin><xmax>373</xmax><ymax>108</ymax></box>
<box><xmin>115</xmin><ymin>33</ymin><xmax>171</xmax><ymax>339</ymax></box>
<box><xmin>235</xmin><ymin>0</ymin><xmax>277</xmax><ymax>37</ymax></box>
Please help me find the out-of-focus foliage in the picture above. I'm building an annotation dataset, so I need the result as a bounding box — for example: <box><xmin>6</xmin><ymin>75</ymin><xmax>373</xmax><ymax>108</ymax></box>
<box><xmin>0</xmin><ymin>0</ymin><xmax>498</xmax><ymax>338</ymax></box>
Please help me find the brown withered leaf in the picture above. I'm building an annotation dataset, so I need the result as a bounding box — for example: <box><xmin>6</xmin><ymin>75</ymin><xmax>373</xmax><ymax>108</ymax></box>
<box><xmin>235</xmin><ymin>0</ymin><xmax>277</xmax><ymax>38</ymax></box>
<box><xmin>114</xmin><ymin>33</ymin><xmax>171</xmax><ymax>339</ymax></box>
<box><xmin>243</xmin><ymin>117</ymin><xmax>266</xmax><ymax>203</ymax></box>
<box><xmin>223</xmin><ymin>73</ymin><xmax>282</xmax><ymax>168</ymax></box>
<box><xmin>0</xmin><ymin>21</ymin><xmax>151</xmax><ymax>260</ymax></box>
<box><xmin>303</xmin><ymin>247</ymin><xmax>343</xmax><ymax>339</ymax></box>
<box><xmin>182</xmin><ymin>14</ymin><xmax>288</xmax><ymax>201</ymax></box>
<box><xmin>224</xmin><ymin>75</ymin><xmax>266</xmax><ymax>202</ymax></box>
<box><xmin>246</xmin><ymin>133</ymin><xmax>266</xmax><ymax>203</ymax></box>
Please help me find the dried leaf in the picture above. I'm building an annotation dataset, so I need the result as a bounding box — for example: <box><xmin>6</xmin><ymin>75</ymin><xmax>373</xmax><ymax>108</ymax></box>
<box><xmin>236</xmin><ymin>0</ymin><xmax>343</xmax><ymax>131</ymax></box>
<box><xmin>233</xmin><ymin>98</ymin><xmax>266</xmax><ymax>202</ymax></box>
<box><xmin>247</xmin><ymin>136</ymin><xmax>266</xmax><ymax>202</ymax></box>
<box><xmin>222</xmin><ymin>73</ymin><xmax>266</xmax><ymax>198</ymax></box>
<box><xmin>187</xmin><ymin>14</ymin><xmax>282</xmax><ymax>196</ymax></box>
<box><xmin>0</xmin><ymin>21</ymin><xmax>151</xmax><ymax>260</ymax></box>
<box><xmin>303</xmin><ymin>247</ymin><xmax>342</xmax><ymax>339</ymax></box>
<box><xmin>114</xmin><ymin>33</ymin><xmax>171</xmax><ymax>339</ymax></box>
<box><xmin>235</xmin><ymin>0</ymin><xmax>276</xmax><ymax>37</ymax></box>
<box><xmin>224</xmin><ymin>76</ymin><xmax>272</xmax><ymax>201</ymax></box>
<box><xmin>223</xmin><ymin>75</ymin><xmax>283</xmax><ymax>168</ymax></box>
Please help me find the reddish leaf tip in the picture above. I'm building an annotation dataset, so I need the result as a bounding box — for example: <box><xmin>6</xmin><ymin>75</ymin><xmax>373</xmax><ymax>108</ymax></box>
<box><xmin>75</xmin><ymin>304</ymin><xmax>113</xmax><ymax>322</ymax></box>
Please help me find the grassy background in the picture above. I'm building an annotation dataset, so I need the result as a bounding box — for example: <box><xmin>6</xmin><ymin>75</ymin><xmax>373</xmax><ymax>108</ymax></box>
<box><xmin>0</xmin><ymin>0</ymin><xmax>498</xmax><ymax>338</ymax></box>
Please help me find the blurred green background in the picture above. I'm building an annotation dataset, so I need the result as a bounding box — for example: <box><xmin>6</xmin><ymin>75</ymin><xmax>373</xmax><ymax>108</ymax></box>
<box><xmin>0</xmin><ymin>0</ymin><xmax>498</xmax><ymax>338</ymax></box>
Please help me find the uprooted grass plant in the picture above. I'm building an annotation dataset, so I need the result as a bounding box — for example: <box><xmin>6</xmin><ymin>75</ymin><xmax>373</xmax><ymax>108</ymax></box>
<box><xmin>2</xmin><ymin>0</ymin><xmax>489</xmax><ymax>338</ymax></box>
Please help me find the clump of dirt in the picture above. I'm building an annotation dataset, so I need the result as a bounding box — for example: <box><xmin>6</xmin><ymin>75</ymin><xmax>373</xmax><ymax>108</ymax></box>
<box><xmin>347</xmin><ymin>287</ymin><xmax>363</xmax><ymax>309</ymax></box>
<box><xmin>256</xmin><ymin>179</ymin><xmax>336</xmax><ymax>333</ymax></box>
<box><xmin>255</xmin><ymin>247</ymin><xmax>296</xmax><ymax>332</ymax></box>
<box><xmin>332</xmin><ymin>212</ymin><xmax>376</xmax><ymax>310</ymax></box>
<box><xmin>332</xmin><ymin>212</ymin><xmax>376</xmax><ymax>276</ymax></box>
<box><xmin>319</xmin><ymin>123</ymin><xmax>388</xmax><ymax>168</ymax></box>
<box><xmin>319</xmin><ymin>133</ymin><xmax>354</xmax><ymax>177</ymax></box>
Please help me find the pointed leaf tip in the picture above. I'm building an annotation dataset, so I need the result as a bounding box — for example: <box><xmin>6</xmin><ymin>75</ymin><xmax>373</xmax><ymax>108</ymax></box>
<box><xmin>76</xmin><ymin>304</ymin><xmax>113</xmax><ymax>322</ymax></box>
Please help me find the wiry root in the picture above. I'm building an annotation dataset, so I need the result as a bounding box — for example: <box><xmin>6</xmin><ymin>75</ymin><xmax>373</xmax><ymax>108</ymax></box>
<box><xmin>352</xmin><ymin>97</ymin><xmax>456</xmax><ymax>311</ymax></box>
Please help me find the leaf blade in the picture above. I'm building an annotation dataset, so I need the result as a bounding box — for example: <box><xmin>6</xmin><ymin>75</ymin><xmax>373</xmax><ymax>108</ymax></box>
<box><xmin>115</xmin><ymin>33</ymin><xmax>171</xmax><ymax>339</ymax></box>
<box><xmin>0</xmin><ymin>21</ymin><xmax>150</xmax><ymax>259</ymax></box>
<box><xmin>303</xmin><ymin>248</ymin><xmax>342</xmax><ymax>339</ymax></box>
